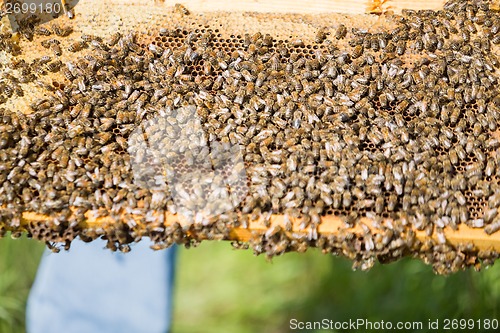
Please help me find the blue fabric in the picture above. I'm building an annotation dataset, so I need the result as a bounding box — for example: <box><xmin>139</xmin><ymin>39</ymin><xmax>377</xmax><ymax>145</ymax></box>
<box><xmin>26</xmin><ymin>240</ymin><xmax>177</xmax><ymax>333</ymax></box>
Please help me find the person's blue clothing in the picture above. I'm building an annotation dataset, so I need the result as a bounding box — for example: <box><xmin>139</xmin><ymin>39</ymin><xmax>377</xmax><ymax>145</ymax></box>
<box><xmin>26</xmin><ymin>239</ymin><xmax>176</xmax><ymax>333</ymax></box>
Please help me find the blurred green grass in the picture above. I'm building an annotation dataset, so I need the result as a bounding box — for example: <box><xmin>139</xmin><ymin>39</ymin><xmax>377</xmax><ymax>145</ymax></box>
<box><xmin>0</xmin><ymin>235</ymin><xmax>44</xmax><ymax>333</ymax></box>
<box><xmin>1</xmin><ymin>236</ymin><xmax>500</xmax><ymax>333</ymax></box>
<box><xmin>172</xmin><ymin>242</ymin><xmax>500</xmax><ymax>333</ymax></box>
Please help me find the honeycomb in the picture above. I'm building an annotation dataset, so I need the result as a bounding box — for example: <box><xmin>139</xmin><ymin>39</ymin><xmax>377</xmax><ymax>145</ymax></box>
<box><xmin>1</xmin><ymin>0</ymin><xmax>500</xmax><ymax>274</ymax></box>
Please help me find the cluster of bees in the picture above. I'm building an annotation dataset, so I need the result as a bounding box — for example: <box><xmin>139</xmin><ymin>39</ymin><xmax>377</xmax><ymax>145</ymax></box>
<box><xmin>1</xmin><ymin>0</ymin><xmax>500</xmax><ymax>273</ymax></box>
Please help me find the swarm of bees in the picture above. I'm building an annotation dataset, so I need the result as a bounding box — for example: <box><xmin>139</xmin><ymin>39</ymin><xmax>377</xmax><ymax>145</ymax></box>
<box><xmin>2</xmin><ymin>0</ymin><xmax>500</xmax><ymax>274</ymax></box>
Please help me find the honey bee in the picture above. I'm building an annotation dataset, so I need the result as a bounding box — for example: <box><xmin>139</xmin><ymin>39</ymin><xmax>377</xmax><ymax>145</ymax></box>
<box><xmin>335</xmin><ymin>24</ymin><xmax>347</xmax><ymax>39</ymax></box>
<box><xmin>288</xmin><ymin>38</ymin><xmax>305</xmax><ymax>48</ymax></box>
<box><xmin>17</xmin><ymin>21</ymin><xmax>35</xmax><ymax>41</ymax></box>
<box><xmin>251</xmin><ymin>32</ymin><xmax>263</xmax><ymax>44</ymax></box>
<box><xmin>241</xmin><ymin>69</ymin><xmax>256</xmax><ymax>82</ymax></box>
<box><xmin>52</xmin><ymin>24</ymin><xmax>72</xmax><ymax>37</ymax></box>
<box><xmin>449</xmin><ymin>107</ymin><xmax>461</xmax><ymax>125</ymax></box>
<box><xmin>46</xmin><ymin>60</ymin><xmax>62</xmax><ymax>72</ymax></box>
<box><xmin>50</xmin><ymin>42</ymin><xmax>62</xmax><ymax>56</ymax></box>
<box><xmin>81</xmin><ymin>34</ymin><xmax>98</xmax><ymax>42</ymax></box>
<box><xmin>430</xmin><ymin>225</ymin><xmax>446</xmax><ymax>243</ymax></box>
<box><xmin>34</xmin><ymin>26</ymin><xmax>52</xmax><ymax>36</ymax></box>
<box><xmin>490</xmin><ymin>34</ymin><xmax>500</xmax><ymax>45</ymax></box>
<box><xmin>68</xmin><ymin>41</ymin><xmax>86</xmax><ymax>52</ymax></box>
<box><xmin>174</xmin><ymin>3</ymin><xmax>190</xmax><ymax>15</ymax></box>
<box><xmin>342</xmin><ymin>191</ymin><xmax>352</xmax><ymax>208</ymax></box>
<box><xmin>351</xmin><ymin>45</ymin><xmax>363</xmax><ymax>59</ymax></box>
<box><xmin>485</xmin><ymin>218</ymin><xmax>500</xmax><ymax>235</ymax></box>
<box><xmin>481</xmin><ymin>205</ymin><xmax>498</xmax><ymax>224</ymax></box>
<box><xmin>60</xmin><ymin>67</ymin><xmax>75</xmax><ymax>82</ymax></box>
<box><xmin>46</xmin><ymin>241</ymin><xmax>61</xmax><ymax>253</ymax></box>
<box><xmin>40</xmin><ymin>38</ymin><xmax>57</xmax><ymax>48</ymax></box>
<box><xmin>262</xmin><ymin>34</ymin><xmax>273</xmax><ymax>46</ymax></box>
<box><xmin>315</xmin><ymin>27</ymin><xmax>328</xmax><ymax>44</ymax></box>
<box><xmin>7</xmin><ymin>59</ymin><xmax>25</xmax><ymax>73</ymax></box>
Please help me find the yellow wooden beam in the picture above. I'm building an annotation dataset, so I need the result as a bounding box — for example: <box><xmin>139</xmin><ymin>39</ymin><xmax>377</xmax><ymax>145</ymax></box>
<box><xmin>16</xmin><ymin>211</ymin><xmax>500</xmax><ymax>252</ymax></box>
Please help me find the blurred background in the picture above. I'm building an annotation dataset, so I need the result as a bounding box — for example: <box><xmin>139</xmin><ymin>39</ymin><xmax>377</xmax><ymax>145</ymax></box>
<box><xmin>1</xmin><ymin>235</ymin><xmax>500</xmax><ymax>333</ymax></box>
